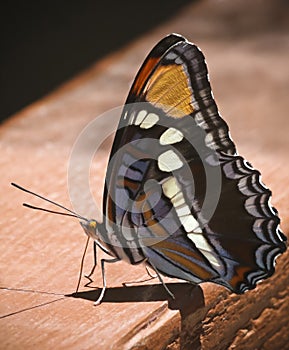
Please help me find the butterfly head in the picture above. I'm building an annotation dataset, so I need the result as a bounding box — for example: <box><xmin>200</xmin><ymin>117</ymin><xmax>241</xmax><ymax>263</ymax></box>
<box><xmin>80</xmin><ymin>219</ymin><xmax>99</xmax><ymax>240</ymax></box>
<box><xmin>80</xmin><ymin>219</ymin><xmax>114</xmax><ymax>257</ymax></box>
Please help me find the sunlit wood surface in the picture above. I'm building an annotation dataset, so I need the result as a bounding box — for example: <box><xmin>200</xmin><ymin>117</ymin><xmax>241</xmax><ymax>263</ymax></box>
<box><xmin>1</xmin><ymin>0</ymin><xmax>289</xmax><ymax>349</ymax></box>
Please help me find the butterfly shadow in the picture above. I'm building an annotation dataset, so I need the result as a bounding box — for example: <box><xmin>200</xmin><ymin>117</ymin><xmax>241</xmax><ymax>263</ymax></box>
<box><xmin>68</xmin><ymin>282</ymin><xmax>205</xmax><ymax>349</ymax></box>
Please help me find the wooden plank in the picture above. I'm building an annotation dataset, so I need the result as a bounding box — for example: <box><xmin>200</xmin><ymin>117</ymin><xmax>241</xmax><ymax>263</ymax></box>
<box><xmin>1</xmin><ymin>0</ymin><xmax>288</xmax><ymax>349</ymax></box>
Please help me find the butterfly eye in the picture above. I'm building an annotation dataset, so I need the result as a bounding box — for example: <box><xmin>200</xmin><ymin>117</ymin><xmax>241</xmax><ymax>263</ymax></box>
<box><xmin>80</xmin><ymin>220</ymin><xmax>98</xmax><ymax>240</ymax></box>
<box><xmin>89</xmin><ymin>220</ymin><xmax>97</xmax><ymax>229</ymax></box>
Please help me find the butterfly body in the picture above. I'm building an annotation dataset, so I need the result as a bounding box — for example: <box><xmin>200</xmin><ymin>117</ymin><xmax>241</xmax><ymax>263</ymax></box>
<box><xmin>79</xmin><ymin>33</ymin><xmax>286</xmax><ymax>296</ymax></box>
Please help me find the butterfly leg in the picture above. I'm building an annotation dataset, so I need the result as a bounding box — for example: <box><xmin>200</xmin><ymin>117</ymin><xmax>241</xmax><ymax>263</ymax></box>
<box><xmin>122</xmin><ymin>264</ymin><xmax>158</xmax><ymax>287</ymax></box>
<box><xmin>94</xmin><ymin>257</ymin><xmax>120</xmax><ymax>306</ymax></box>
<box><xmin>76</xmin><ymin>236</ymin><xmax>91</xmax><ymax>293</ymax></box>
<box><xmin>83</xmin><ymin>242</ymin><xmax>99</xmax><ymax>288</ymax></box>
<box><xmin>85</xmin><ymin>241</ymin><xmax>98</xmax><ymax>279</ymax></box>
<box><xmin>148</xmin><ymin>260</ymin><xmax>175</xmax><ymax>300</ymax></box>
<box><xmin>145</xmin><ymin>264</ymin><xmax>158</xmax><ymax>279</ymax></box>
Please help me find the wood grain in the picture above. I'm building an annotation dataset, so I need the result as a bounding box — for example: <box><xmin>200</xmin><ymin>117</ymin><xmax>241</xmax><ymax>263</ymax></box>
<box><xmin>1</xmin><ymin>0</ymin><xmax>288</xmax><ymax>349</ymax></box>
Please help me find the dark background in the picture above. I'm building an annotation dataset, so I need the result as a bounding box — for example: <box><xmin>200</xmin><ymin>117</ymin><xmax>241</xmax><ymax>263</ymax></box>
<box><xmin>1</xmin><ymin>0</ymin><xmax>193</xmax><ymax>122</ymax></box>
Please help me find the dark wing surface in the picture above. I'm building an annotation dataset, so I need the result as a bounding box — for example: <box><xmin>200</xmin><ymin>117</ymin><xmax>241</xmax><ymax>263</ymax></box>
<box><xmin>103</xmin><ymin>34</ymin><xmax>286</xmax><ymax>292</ymax></box>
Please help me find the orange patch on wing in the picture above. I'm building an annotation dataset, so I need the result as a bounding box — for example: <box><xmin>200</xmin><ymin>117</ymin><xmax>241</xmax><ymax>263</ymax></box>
<box><xmin>107</xmin><ymin>196</ymin><xmax>114</xmax><ymax>222</ymax></box>
<box><xmin>134</xmin><ymin>191</ymin><xmax>169</xmax><ymax>245</ymax></box>
<box><xmin>229</xmin><ymin>266</ymin><xmax>252</xmax><ymax>289</ymax></box>
<box><xmin>116</xmin><ymin>177</ymin><xmax>139</xmax><ymax>191</ymax></box>
<box><xmin>132</xmin><ymin>57</ymin><xmax>159</xmax><ymax>96</ymax></box>
<box><xmin>143</xmin><ymin>201</ymin><xmax>167</xmax><ymax>237</ymax></box>
<box><xmin>145</xmin><ymin>64</ymin><xmax>194</xmax><ymax>118</ymax></box>
<box><xmin>154</xmin><ymin>240</ymin><xmax>215</xmax><ymax>279</ymax></box>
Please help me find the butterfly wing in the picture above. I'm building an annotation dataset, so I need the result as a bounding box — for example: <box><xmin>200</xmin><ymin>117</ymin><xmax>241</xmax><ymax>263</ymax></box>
<box><xmin>103</xmin><ymin>34</ymin><xmax>286</xmax><ymax>293</ymax></box>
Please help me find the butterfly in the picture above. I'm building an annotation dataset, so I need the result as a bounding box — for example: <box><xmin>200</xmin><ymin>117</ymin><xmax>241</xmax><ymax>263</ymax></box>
<box><xmin>13</xmin><ymin>33</ymin><xmax>287</xmax><ymax>304</ymax></box>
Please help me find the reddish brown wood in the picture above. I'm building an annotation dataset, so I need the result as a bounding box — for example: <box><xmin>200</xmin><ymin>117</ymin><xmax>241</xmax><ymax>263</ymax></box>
<box><xmin>1</xmin><ymin>0</ymin><xmax>288</xmax><ymax>349</ymax></box>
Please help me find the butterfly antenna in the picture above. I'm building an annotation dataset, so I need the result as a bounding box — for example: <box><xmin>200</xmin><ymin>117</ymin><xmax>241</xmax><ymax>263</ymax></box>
<box><xmin>11</xmin><ymin>182</ymin><xmax>88</xmax><ymax>222</ymax></box>
<box><xmin>22</xmin><ymin>203</ymin><xmax>82</xmax><ymax>219</ymax></box>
